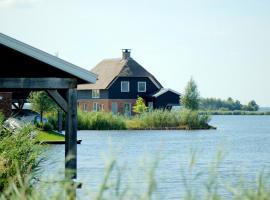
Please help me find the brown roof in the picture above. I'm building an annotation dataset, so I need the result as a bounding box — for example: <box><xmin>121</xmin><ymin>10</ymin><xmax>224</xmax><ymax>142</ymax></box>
<box><xmin>78</xmin><ymin>57</ymin><xmax>163</xmax><ymax>90</ymax></box>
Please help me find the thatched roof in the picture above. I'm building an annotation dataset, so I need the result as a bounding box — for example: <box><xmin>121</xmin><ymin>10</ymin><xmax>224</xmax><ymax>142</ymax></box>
<box><xmin>78</xmin><ymin>57</ymin><xmax>163</xmax><ymax>90</ymax></box>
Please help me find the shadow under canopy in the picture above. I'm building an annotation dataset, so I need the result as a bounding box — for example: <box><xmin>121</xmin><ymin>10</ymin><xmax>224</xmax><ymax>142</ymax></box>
<box><xmin>0</xmin><ymin>33</ymin><xmax>97</xmax><ymax>182</ymax></box>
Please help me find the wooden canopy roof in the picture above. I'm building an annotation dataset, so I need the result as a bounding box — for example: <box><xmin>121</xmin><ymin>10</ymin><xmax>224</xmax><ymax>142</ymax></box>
<box><xmin>0</xmin><ymin>32</ymin><xmax>97</xmax><ymax>183</ymax></box>
<box><xmin>0</xmin><ymin>33</ymin><xmax>97</xmax><ymax>84</ymax></box>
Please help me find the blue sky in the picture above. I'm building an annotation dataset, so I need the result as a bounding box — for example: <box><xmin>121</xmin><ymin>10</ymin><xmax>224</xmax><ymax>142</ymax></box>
<box><xmin>1</xmin><ymin>0</ymin><xmax>270</xmax><ymax>106</ymax></box>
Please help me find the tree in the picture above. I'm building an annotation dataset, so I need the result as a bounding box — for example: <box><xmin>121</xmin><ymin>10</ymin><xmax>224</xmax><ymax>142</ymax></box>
<box><xmin>247</xmin><ymin>100</ymin><xmax>259</xmax><ymax>111</ymax></box>
<box><xmin>133</xmin><ymin>96</ymin><xmax>148</xmax><ymax>114</ymax></box>
<box><xmin>181</xmin><ymin>78</ymin><xmax>200</xmax><ymax>110</ymax></box>
<box><xmin>28</xmin><ymin>91</ymin><xmax>57</xmax><ymax>122</ymax></box>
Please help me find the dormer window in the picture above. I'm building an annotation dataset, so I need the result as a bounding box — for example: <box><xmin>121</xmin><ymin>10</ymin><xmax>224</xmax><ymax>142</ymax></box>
<box><xmin>121</xmin><ymin>81</ymin><xmax>129</xmax><ymax>92</ymax></box>
<box><xmin>138</xmin><ymin>82</ymin><xmax>146</xmax><ymax>92</ymax></box>
<box><xmin>92</xmin><ymin>89</ymin><xmax>100</xmax><ymax>98</ymax></box>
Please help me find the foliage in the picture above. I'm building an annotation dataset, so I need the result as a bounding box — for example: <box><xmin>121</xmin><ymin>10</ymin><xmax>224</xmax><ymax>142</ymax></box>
<box><xmin>200</xmin><ymin>97</ymin><xmax>260</xmax><ymax>111</ymax></box>
<box><xmin>34</xmin><ymin>121</ymin><xmax>54</xmax><ymax>131</ymax></box>
<box><xmin>126</xmin><ymin>109</ymin><xmax>210</xmax><ymax>130</ymax></box>
<box><xmin>246</xmin><ymin>100</ymin><xmax>259</xmax><ymax>111</ymax></box>
<box><xmin>77</xmin><ymin>110</ymin><xmax>127</xmax><ymax>130</ymax></box>
<box><xmin>28</xmin><ymin>91</ymin><xmax>57</xmax><ymax>122</ymax></box>
<box><xmin>0</xmin><ymin>123</ymin><xmax>42</xmax><ymax>192</ymax></box>
<box><xmin>179</xmin><ymin>109</ymin><xmax>210</xmax><ymax>129</ymax></box>
<box><xmin>127</xmin><ymin>109</ymin><xmax>180</xmax><ymax>129</ymax></box>
<box><xmin>133</xmin><ymin>96</ymin><xmax>148</xmax><ymax>114</ymax></box>
<box><xmin>181</xmin><ymin>78</ymin><xmax>200</xmax><ymax>110</ymax></box>
<box><xmin>47</xmin><ymin>109</ymin><xmax>211</xmax><ymax>130</ymax></box>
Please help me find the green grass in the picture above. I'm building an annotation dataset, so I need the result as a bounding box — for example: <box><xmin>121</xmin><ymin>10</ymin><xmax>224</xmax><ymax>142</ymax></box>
<box><xmin>36</xmin><ymin>130</ymin><xmax>65</xmax><ymax>142</ymax></box>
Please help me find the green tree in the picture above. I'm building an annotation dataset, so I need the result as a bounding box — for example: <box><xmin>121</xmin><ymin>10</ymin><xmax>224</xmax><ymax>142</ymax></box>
<box><xmin>247</xmin><ymin>100</ymin><xmax>259</xmax><ymax>111</ymax></box>
<box><xmin>181</xmin><ymin>78</ymin><xmax>200</xmax><ymax>110</ymax></box>
<box><xmin>133</xmin><ymin>96</ymin><xmax>148</xmax><ymax>114</ymax></box>
<box><xmin>28</xmin><ymin>91</ymin><xmax>57</xmax><ymax>122</ymax></box>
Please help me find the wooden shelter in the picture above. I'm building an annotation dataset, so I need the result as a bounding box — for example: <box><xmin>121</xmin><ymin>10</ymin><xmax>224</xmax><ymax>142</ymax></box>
<box><xmin>0</xmin><ymin>33</ymin><xmax>97</xmax><ymax>181</ymax></box>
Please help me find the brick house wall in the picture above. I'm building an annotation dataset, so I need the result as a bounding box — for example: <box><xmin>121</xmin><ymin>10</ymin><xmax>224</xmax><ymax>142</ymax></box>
<box><xmin>0</xmin><ymin>92</ymin><xmax>12</xmax><ymax>117</ymax></box>
<box><xmin>78</xmin><ymin>99</ymin><xmax>136</xmax><ymax>115</ymax></box>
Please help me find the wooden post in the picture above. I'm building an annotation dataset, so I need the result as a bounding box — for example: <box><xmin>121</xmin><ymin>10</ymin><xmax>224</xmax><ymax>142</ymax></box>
<box><xmin>65</xmin><ymin>88</ymin><xmax>78</xmax><ymax>179</ymax></box>
<box><xmin>58</xmin><ymin>110</ymin><xmax>63</xmax><ymax>133</ymax></box>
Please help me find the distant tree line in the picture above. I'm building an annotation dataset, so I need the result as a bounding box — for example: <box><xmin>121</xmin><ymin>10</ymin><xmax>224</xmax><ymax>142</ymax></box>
<box><xmin>199</xmin><ymin>97</ymin><xmax>259</xmax><ymax>111</ymax></box>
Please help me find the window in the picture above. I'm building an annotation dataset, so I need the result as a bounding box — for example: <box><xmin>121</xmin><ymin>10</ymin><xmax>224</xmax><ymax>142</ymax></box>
<box><xmin>83</xmin><ymin>103</ymin><xmax>88</xmax><ymax>112</ymax></box>
<box><xmin>121</xmin><ymin>81</ymin><xmax>129</xmax><ymax>92</ymax></box>
<box><xmin>111</xmin><ymin>102</ymin><xmax>118</xmax><ymax>114</ymax></box>
<box><xmin>92</xmin><ymin>89</ymin><xmax>100</xmax><ymax>98</ymax></box>
<box><xmin>124</xmin><ymin>103</ymin><xmax>132</xmax><ymax>117</ymax></box>
<box><xmin>138</xmin><ymin>82</ymin><xmax>146</xmax><ymax>92</ymax></box>
<box><xmin>93</xmin><ymin>102</ymin><xmax>102</xmax><ymax>112</ymax></box>
<box><xmin>93</xmin><ymin>102</ymin><xmax>98</xmax><ymax>112</ymax></box>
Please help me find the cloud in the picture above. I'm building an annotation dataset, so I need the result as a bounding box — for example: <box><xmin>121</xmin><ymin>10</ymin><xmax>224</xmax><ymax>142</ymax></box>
<box><xmin>0</xmin><ymin>0</ymin><xmax>39</xmax><ymax>7</ymax></box>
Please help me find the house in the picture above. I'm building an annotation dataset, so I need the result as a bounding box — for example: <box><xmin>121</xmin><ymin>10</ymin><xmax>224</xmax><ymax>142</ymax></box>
<box><xmin>77</xmin><ymin>49</ymin><xmax>180</xmax><ymax>116</ymax></box>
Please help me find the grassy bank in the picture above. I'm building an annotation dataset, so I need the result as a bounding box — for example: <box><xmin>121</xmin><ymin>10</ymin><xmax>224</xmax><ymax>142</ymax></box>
<box><xmin>36</xmin><ymin>130</ymin><xmax>65</xmax><ymax>142</ymax></box>
<box><xmin>47</xmin><ymin>109</ymin><xmax>212</xmax><ymax>130</ymax></box>
<box><xmin>199</xmin><ymin>110</ymin><xmax>270</xmax><ymax>115</ymax></box>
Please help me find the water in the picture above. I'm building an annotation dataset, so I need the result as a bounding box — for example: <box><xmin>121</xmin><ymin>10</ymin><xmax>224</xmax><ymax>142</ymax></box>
<box><xmin>41</xmin><ymin>115</ymin><xmax>270</xmax><ymax>199</ymax></box>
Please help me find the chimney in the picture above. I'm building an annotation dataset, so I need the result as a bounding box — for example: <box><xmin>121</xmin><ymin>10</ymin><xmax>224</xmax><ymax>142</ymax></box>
<box><xmin>122</xmin><ymin>49</ymin><xmax>131</xmax><ymax>60</ymax></box>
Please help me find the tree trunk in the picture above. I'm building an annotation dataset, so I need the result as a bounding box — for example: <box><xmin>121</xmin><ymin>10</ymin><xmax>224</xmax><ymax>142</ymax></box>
<box><xmin>40</xmin><ymin>111</ymin><xmax>43</xmax><ymax>123</ymax></box>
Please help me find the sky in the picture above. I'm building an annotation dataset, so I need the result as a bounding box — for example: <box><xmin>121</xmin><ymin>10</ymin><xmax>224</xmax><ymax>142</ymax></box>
<box><xmin>1</xmin><ymin>0</ymin><xmax>270</xmax><ymax>106</ymax></box>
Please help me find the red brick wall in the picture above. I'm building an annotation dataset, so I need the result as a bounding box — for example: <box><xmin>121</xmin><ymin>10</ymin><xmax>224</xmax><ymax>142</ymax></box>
<box><xmin>78</xmin><ymin>99</ymin><xmax>136</xmax><ymax>115</ymax></box>
<box><xmin>0</xmin><ymin>92</ymin><xmax>12</xmax><ymax>117</ymax></box>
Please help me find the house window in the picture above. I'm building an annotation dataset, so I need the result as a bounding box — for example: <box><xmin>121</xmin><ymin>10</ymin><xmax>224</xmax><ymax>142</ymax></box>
<box><xmin>121</xmin><ymin>81</ymin><xmax>129</xmax><ymax>92</ymax></box>
<box><xmin>83</xmin><ymin>103</ymin><xmax>88</xmax><ymax>112</ymax></box>
<box><xmin>124</xmin><ymin>103</ymin><xmax>132</xmax><ymax>117</ymax></box>
<box><xmin>138</xmin><ymin>82</ymin><xmax>146</xmax><ymax>92</ymax></box>
<box><xmin>92</xmin><ymin>89</ymin><xmax>100</xmax><ymax>98</ymax></box>
<box><xmin>93</xmin><ymin>102</ymin><xmax>102</xmax><ymax>112</ymax></box>
<box><xmin>93</xmin><ymin>102</ymin><xmax>98</xmax><ymax>112</ymax></box>
<box><xmin>111</xmin><ymin>102</ymin><xmax>118</xmax><ymax>114</ymax></box>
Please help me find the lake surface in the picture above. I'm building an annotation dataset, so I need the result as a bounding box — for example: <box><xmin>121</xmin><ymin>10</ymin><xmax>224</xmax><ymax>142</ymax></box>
<box><xmin>41</xmin><ymin>115</ymin><xmax>270</xmax><ymax>199</ymax></box>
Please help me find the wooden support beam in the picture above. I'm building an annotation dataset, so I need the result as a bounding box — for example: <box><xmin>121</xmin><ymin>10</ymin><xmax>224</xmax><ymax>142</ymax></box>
<box><xmin>18</xmin><ymin>99</ymin><xmax>25</xmax><ymax>109</ymax></box>
<box><xmin>0</xmin><ymin>78</ymin><xmax>77</xmax><ymax>89</ymax></box>
<box><xmin>65</xmin><ymin>88</ymin><xmax>78</xmax><ymax>180</ymax></box>
<box><xmin>57</xmin><ymin>110</ymin><xmax>63</xmax><ymax>133</ymax></box>
<box><xmin>46</xmin><ymin>90</ymin><xmax>68</xmax><ymax>113</ymax></box>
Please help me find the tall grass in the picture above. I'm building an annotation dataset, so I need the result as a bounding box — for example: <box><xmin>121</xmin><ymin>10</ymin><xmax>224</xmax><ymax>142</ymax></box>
<box><xmin>77</xmin><ymin>110</ymin><xmax>126</xmax><ymax>130</ymax></box>
<box><xmin>126</xmin><ymin>110</ymin><xmax>180</xmax><ymax>129</ymax></box>
<box><xmin>47</xmin><ymin>109</ymin><xmax>211</xmax><ymax>130</ymax></box>
<box><xmin>0</xmin><ymin>117</ymin><xmax>43</xmax><ymax>192</ymax></box>
<box><xmin>1</xmin><ymin>148</ymin><xmax>270</xmax><ymax>200</ymax></box>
